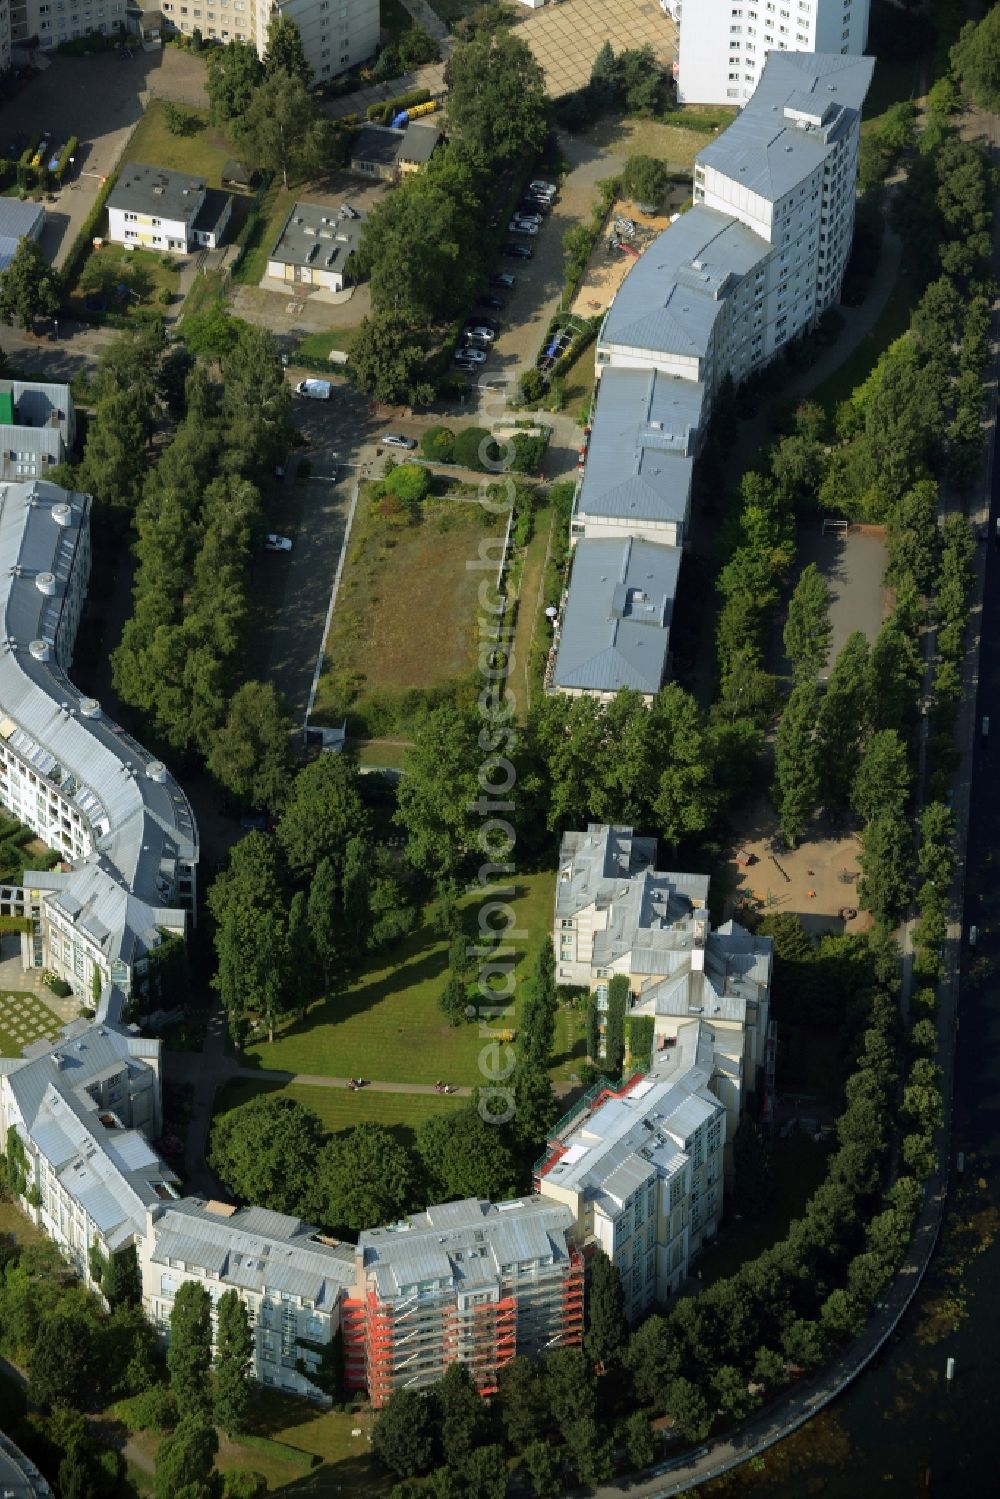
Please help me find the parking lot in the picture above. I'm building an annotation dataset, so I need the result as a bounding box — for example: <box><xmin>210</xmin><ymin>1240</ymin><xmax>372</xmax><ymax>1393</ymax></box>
<box><xmin>0</xmin><ymin>48</ymin><xmax>208</xmax><ymax>266</ymax></box>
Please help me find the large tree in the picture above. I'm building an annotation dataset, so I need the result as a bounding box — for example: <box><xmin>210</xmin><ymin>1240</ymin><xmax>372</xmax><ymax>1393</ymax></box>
<box><xmin>264</xmin><ymin>13</ymin><xmax>312</xmax><ymax>83</ymax></box>
<box><xmin>153</xmin><ymin>1415</ymin><xmax>220</xmax><ymax>1499</ymax></box>
<box><xmin>0</xmin><ymin>236</ymin><xmax>61</xmax><ymax>330</ymax></box>
<box><xmin>395</xmin><ymin>704</ymin><xmax>486</xmax><ymax>881</ymax></box>
<box><xmin>209</xmin><ymin>1092</ymin><xmax>327</xmax><ymax>1219</ymax></box>
<box><xmin>951</xmin><ymin>6</ymin><xmax>1000</xmax><ymax>110</ymax></box>
<box><xmin>416</xmin><ymin>1106</ymin><xmax>519</xmax><ymax>1201</ymax></box>
<box><xmin>205</xmin><ymin>38</ymin><xmax>264</xmax><ymax>123</ymax></box>
<box><xmin>319</xmin><ymin>1123</ymin><xmax>417</xmax><ymax>1233</ymax></box>
<box><xmin>348</xmin><ymin>312</ymin><xmax>435</xmax><ymax>407</ymax></box>
<box><xmin>207</xmin><ymin>680</ymin><xmax>293</xmax><ymax>812</ymax></box>
<box><xmin>437</xmin><ymin>1361</ymin><xmax>489</xmax><ymax>1472</ymax></box>
<box><xmin>277</xmin><ymin>755</ymin><xmax>369</xmax><ymax>882</ymax></box>
<box><xmin>235</xmin><ymin>70</ymin><xmax>324</xmax><ymax>188</ymax></box>
<box><xmin>783</xmin><ymin>563</ymin><xmax>832</xmax><ymax>684</ymax></box>
<box><xmin>167</xmin><ymin>1281</ymin><xmax>213</xmax><ymax>1421</ymax></box>
<box><xmin>444</xmin><ymin>27</ymin><xmax>548</xmax><ymax>169</ymax></box>
<box><xmin>27</xmin><ymin>1302</ymin><xmax>99</xmax><ymax>1408</ymax></box>
<box><xmin>584</xmin><ymin>1249</ymin><xmax>627</xmax><ymax>1370</ymax></box>
<box><xmin>773</xmin><ymin>680</ymin><xmax>820</xmax><ymax>846</ymax></box>
<box><xmin>214</xmin><ymin>1289</ymin><xmax>254</xmax><ymax>1437</ymax></box>
<box><xmin>814</xmin><ymin>631</ymin><xmax>871</xmax><ymax>817</ymax></box>
<box><xmin>371</xmin><ymin>1387</ymin><xmax>437</xmax><ymax>1479</ymax></box>
<box><xmin>208</xmin><ymin>831</ymin><xmax>289</xmax><ymax>1042</ymax></box>
<box><xmin>356</xmin><ymin>171</ymin><xmax>480</xmax><ymax>325</ymax></box>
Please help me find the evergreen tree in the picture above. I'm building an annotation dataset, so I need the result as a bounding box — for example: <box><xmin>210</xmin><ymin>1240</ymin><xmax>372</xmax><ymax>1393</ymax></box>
<box><xmin>214</xmin><ymin>1290</ymin><xmax>253</xmax><ymax>1437</ymax></box>
<box><xmin>603</xmin><ymin>975</ymin><xmax>629</xmax><ymax>1075</ymax></box>
<box><xmin>773</xmin><ymin>680</ymin><xmax>820</xmax><ymax>846</ymax></box>
<box><xmin>167</xmin><ymin>1281</ymin><xmax>213</xmax><ymax>1420</ymax></box>
<box><xmin>436</xmin><ymin>1362</ymin><xmax>488</xmax><ymax>1472</ymax></box>
<box><xmin>308</xmin><ymin>857</ymin><xmax>343</xmax><ymax>993</ymax></box>
<box><xmin>103</xmin><ymin>1244</ymin><xmax>142</xmax><ymax>1307</ymax></box>
<box><xmin>814</xmin><ymin>631</ymin><xmax>871</xmax><ymax>816</ymax></box>
<box><xmin>783</xmin><ymin>563</ymin><xmax>832</xmax><ymax>683</ymax></box>
<box><xmin>263</xmin><ymin>14</ymin><xmax>312</xmax><ymax>83</ymax></box>
<box><xmin>153</xmin><ymin>1415</ymin><xmax>219</xmax><ymax>1499</ymax></box>
<box><xmin>584</xmin><ymin>1249</ymin><xmax>627</xmax><ymax>1370</ymax></box>
<box><xmin>371</xmin><ymin>1388</ymin><xmax>437</xmax><ymax>1478</ymax></box>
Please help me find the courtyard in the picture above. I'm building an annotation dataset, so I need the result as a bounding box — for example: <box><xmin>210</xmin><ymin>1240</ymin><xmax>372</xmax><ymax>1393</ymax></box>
<box><xmin>0</xmin><ymin>991</ymin><xmax>65</xmax><ymax>1059</ymax></box>
<box><xmin>516</xmin><ymin>0</ymin><xmax>676</xmax><ymax>97</ymax></box>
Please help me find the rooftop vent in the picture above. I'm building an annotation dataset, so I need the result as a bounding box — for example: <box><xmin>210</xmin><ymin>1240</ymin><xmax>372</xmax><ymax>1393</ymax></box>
<box><xmin>79</xmin><ymin>697</ymin><xmax>101</xmax><ymax>719</ymax></box>
<box><xmin>34</xmin><ymin>571</ymin><xmax>56</xmax><ymax>596</ymax></box>
<box><xmin>51</xmin><ymin>502</ymin><xmax>72</xmax><ymax>527</ymax></box>
<box><xmin>28</xmin><ymin>639</ymin><xmax>50</xmax><ymax>661</ymax></box>
<box><xmin>146</xmin><ymin>760</ymin><xmax>167</xmax><ymax>784</ymax></box>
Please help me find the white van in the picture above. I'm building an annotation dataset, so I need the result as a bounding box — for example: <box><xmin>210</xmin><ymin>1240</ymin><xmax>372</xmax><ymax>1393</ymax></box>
<box><xmin>296</xmin><ymin>379</ymin><xmax>331</xmax><ymax>401</ymax></box>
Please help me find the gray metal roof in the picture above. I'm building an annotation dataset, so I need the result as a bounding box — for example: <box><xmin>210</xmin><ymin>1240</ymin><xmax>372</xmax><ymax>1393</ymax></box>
<box><xmin>150</xmin><ymin>1198</ymin><xmax>355</xmax><ymax>1306</ymax></box>
<box><xmin>357</xmin><ymin>1197</ymin><xmax>576</xmax><ymax>1299</ymax></box>
<box><xmin>268</xmin><ymin>200</ymin><xmax>365</xmax><ymax>273</ymax></box>
<box><xmin>541</xmin><ymin>1070</ymin><xmax>721</xmax><ymax>1211</ymax></box>
<box><xmin>553</xmin><ymin>536</ymin><xmax>679</xmax><ymax>695</ymax></box>
<box><xmin>107</xmin><ymin>162</ymin><xmax>205</xmax><ymax>223</ymax></box>
<box><xmin>351</xmin><ymin>124</ymin><xmax>404</xmax><ymax>168</ymax></box>
<box><xmin>696</xmin><ymin>52</ymin><xmax>875</xmax><ymax>204</ymax></box>
<box><xmin>400</xmin><ymin>121</ymin><xmax>439</xmax><ymax>164</ymax></box>
<box><xmin>599</xmin><ymin>206</ymin><xmax>769</xmax><ymax>361</ymax></box>
<box><xmin>629</xmin><ymin>917</ymin><xmax>773</xmax><ymax>1024</ymax></box>
<box><xmin>0</xmin><ymin>1432</ymin><xmax>51</xmax><ymax>1498</ymax></box>
<box><xmin>576</xmin><ymin>368</ymin><xmax>705</xmax><ymax>527</ymax></box>
<box><xmin>0</xmin><ymin>482</ymin><xmax>198</xmax><ymax>955</ymax></box>
<box><xmin>556</xmin><ymin>824</ymin><xmax>658</xmax><ymax>919</ymax></box>
<box><xmin>0</xmin><ymin>199</ymin><xmax>44</xmax><ymax>271</ymax></box>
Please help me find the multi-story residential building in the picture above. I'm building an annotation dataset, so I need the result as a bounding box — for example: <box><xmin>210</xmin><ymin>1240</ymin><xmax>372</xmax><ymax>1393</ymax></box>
<box><xmin>535</xmin><ymin>1050</ymin><xmax>726</xmax><ymax>1322</ymax></box>
<box><xmin>342</xmin><ymin>1198</ymin><xmax>584</xmax><ymax>1406</ymax></box>
<box><xmin>549</xmin><ymin>535</ymin><xmax>680</xmax><ymax>704</ymax></box>
<box><xmin>552</xmin><ymin>52</ymin><xmax>872</xmax><ymax>703</ymax></box>
<box><xmin>0</xmin><ymin>995</ymin><xmax>176</xmax><ymax>1292</ymax></box>
<box><xmin>0</xmin><ymin>480</ymin><xmax>198</xmax><ymax>999</ymax></box>
<box><xmin>155</xmin><ymin>0</ymin><xmax>379</xmax><ymax>85</ymax></box>
<box><xmin>569</xmin><ymin>369</ymin><xmax>704</xmax><ymax>551</ymax></box>
<box><xmin>0</xmin><ymin>380</ymin><xmax>75</xmax><ymax>483</ymax></box>
<box><xmin>107</xmin><ymin>164</ymin><xmax>233</xmax><ymax>256</ymax></box>
<box><xmin>139</xmin><ymin>1197</ymin><xmax>356</xmax><ymax>1400</ymax></box>
<box><xmin>10</xmin><ymin>0</ymin><xmax>128</xmax><ymax>52</ymax></box>
<box><xmin>0</xmin><ymin>2</ymin><xmax>11</xmax><ymax>73</ymax></box>
<box><xmin>677</xmin><ymin>0</ymin><xmax>871</xmax><ymax>105</ymax></box>
<box><xmin>554</xmin><ymin>826</ymin><xmax>774</xmax><ymax>1149</ymax></box>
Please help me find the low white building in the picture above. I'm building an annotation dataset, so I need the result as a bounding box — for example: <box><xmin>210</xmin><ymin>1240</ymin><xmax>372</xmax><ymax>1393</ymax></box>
<box><xmin>106</xmin><ymin>163</ymin><xmax>232</xmax><ymax>256</ymax></box>
<box><xmin>266</xmin><ymin>201</ymin><xmax>364</xmax><ymax>292</ymax></box>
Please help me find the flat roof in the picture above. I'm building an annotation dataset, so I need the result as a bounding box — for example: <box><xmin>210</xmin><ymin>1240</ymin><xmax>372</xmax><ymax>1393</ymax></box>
<box><xmin>553</xmin><ymin>535</ymin><xmax>679</xmax><ymax>695</ymax></box>
<box><xmin>268</xmin><ymin>200</ymin><xmax>365</xmax><ymax>273</ymax></box>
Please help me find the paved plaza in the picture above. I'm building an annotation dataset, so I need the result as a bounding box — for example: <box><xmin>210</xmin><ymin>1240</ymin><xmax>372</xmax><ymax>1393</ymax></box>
<box><xmin>0</xmin><ymin>992</ymin><xmax>64</xmax><ymax>1058</ymax></box>
<box><xmin>516</xmin><ymin>0</ymin><xmax>676</xmax><ymax>97</ymax></box>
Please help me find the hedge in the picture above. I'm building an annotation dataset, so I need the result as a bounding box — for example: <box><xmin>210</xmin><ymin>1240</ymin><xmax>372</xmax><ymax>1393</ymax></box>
<box><xmin>61</xmin><ymin>171</ymin><xmax>119</xmax><ymax>294</ymax></box>
<box><xmin>365</xmin><ymin>87</ymin><xmax>432</xmax><ymax>123</ymax></box>
<box><xmin>625</xmin><ymin>1014</ymin><xmax>655</xmax><ymax>1069</ymax></box>
<box><xmin>56</xmin><ymin>136</ymin><xmax>79</xmax><ymax>184</ymax></box>
<box><xmin>0</xmin><ymin>915</ymin><xmax>31</xmax><ymax>934</ymax></box>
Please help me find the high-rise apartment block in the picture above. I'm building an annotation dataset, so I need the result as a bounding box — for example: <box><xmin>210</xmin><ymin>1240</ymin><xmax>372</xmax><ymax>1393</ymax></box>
<box><xmin>677</xmin><ymin>0</ymin><xmax>871</xmax><ymax>105</ymax></box>
<box><xmin>157</xmin><ymin>0</ymin><xmax>379</xmax><ymax>84</ymax></box>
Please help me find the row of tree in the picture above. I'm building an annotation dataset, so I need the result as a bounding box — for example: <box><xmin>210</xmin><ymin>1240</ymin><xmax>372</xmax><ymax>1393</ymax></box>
<box><xmin>208</xmin><ymin>755</ymin><xmax>415</xmax><ymax>1044</ymax></box>
<box><xmin>349</xmin><ymin>12</ymin><xmax>549</xmax><ymax>406</ymax></box>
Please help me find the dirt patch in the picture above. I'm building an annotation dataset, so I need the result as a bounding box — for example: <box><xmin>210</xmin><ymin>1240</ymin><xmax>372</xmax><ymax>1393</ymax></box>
<box><xmin>570</xmin><ymin>195</ymin><xmax>682</xmax><ymax>317</ymax></box>
<box><xmin>726</xmin><ymin>798</ymin><xmax>870</xmax><ymax>939</ymax></box>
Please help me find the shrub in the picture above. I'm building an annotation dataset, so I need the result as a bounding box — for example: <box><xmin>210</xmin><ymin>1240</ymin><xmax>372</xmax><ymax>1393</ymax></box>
<box><xmin>43</xmin><ymin>973</ymin><xmax>73</xmax><ymax>998</ymax></box>
<box><xmin>452</xmin><ymin>426</ymin><xmax>491</xmax><ymax>470</ymax></box>
<box><xmin>385</xmin><ymin>462</ymin><xmax>431</xmax><ymax>506</ymax></box>
<box><xmin>222</xmin><ymin>1473</ymin><xmax>268</xmax><ymax>1499</ymax></box>
<box><xmin>421</xmin><ymin>425</ymin><xmax>455</xmax><ymax>463</ymax></box>
<box><xmin>519</xmin><ymin>367</ymin><xmax>546</xmax><ymax>404</ymax></box>
<box><xmin>113</xmin><ymin>1384</ymin><xmax>178</xmax><ymax>1434</ymax></box>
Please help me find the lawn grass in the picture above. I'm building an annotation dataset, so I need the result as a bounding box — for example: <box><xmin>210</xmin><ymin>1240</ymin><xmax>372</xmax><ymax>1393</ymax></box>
<box><xmin>243</xmin><ymin>1389</ymin><xmax>383</xmax><ymax>1494</ymax></box>
<box><xmin>232</xmin><ymin>181</ymin><xmax>291</xmax><ymax>286</ymax></box>
<box><xmin>0</xmin><ymin>991</ymin><xmax>64</xmax><ymax>1058</ymax></box>
<box><xmin>66</xmin><ymin>242</ymin><xmax>181</xmax><ymax>317</ymax></box>
<box><xmin>697</xmin><ymin>1131</ymin><xmax>833</xmax><ymax>1285</ymax></box>
<box><xmin>216</xmin><ymin>1079</ymin><xmax>465</xmax><ymax>1148</ymax></box>
<box><xmin>0</xmin><ymin>1197</ymin><xmax>47</xmax><ymax>1246</ymax></box>
<box><xmin>312</xmin><ymin>487</ymin><xmax>505</xmax><ymax>728</ymax></box>
<box><xmin>121</xmin><ymin>100</ymin><xmax>237</xmax><ymax>188</ymax></box>
<box><xmin>510</xmin><ymin>503</ymin><xmax>553</xmax><ymax>721</ymax></box>
<box><xmin>295</xmin><ymin>327</ymin><xmax>359</xmax><ymax>362</ymax></box>
<box><xmin>240</xmin><ymin>871</ymin><xmax>556</xmax><ymax>1086</ymax></box>
<box><xmin>591</xmin><ymin>115</ymin><xmax>716</xmax><ymax>175</ymax></box>
<box><xmin>180</xmin><ymin>267</ymin><xmax>227</xmax><ymax>321</ymax></box>
<box><xmin>810</xmin><ymin>264</ymin><xmax>918</xmax><ymax>418</ymax></box>
<box><xmin>554</xmin><ymin>337</ymin><xmax>598</xmax><ymax>415</ymax></box>
<box><xmin>353</xmin><ymin>738</ymin><xmax>412</xmax><ymax>769</ymax></box>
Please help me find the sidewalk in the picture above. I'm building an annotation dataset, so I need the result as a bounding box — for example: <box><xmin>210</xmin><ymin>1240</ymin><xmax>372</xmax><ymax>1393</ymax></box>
<box><xmin>322</xmin><ymin>59</ymin><xmax>447</xmax><ymax>122</ymax></box>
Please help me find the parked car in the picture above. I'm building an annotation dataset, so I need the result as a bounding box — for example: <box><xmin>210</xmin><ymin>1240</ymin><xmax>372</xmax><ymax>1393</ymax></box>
<box><xmin>513</xmin><ymin>210</ymin><xmax>543</xmax><ymax>227</ymax></box>
<box><xmin>478</xmin><ymin>295</ymin><xmax>506</xmax><ymax>311</ymax></box>
<box><xmin>381</xmin><ymin>433</ymin><xmax>417</xmax><ymax>450</ymax></box>
<box><xmin>455</xmin><ymin>347</ymin><xmax>487</xmax><ymax>364</ymax></box>
<box><xmin>508</xmin><ymin>219</ymin><xmax>539</xmax><ymax>235</ymax></box>
<box><xmin>465</xmin><ymin>324</ymin><xmax>496</xmax><ymax>342</ymax></box>
<box><xmin>491</xmin><ymin>272</ymin><xmax>516</xmax><ymax>289</ymax></box>
<box><xmin>264</xmin><ymin>534</ymin><xmax>293</xmax><ymax>552</ymax></box>
<box><xmin>502</xmin><ymin>243</ymin><xmax>534</xmax><ymax>259</ymax></box>
<box><xmin>529</xmin><ymin>179</ymin><xmax>558</xmax><ymax>199</ymax></box>
<box><xmin>469</xmin><ymin>315</ymin><xmax>499</xmax><ymax>333</ymax></box>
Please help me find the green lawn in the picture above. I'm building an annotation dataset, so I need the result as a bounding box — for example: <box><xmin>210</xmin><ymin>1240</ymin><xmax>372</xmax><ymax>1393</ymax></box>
<box><xmin>353</xmin><ymin>738</ymin><xmax>412</xmax><ymax>769</ymax></box>
<box><xmin>0</xmin><ymin>991</ymin><xmax>64</xmax><ymax>1058</ymax></box>
<box><xmin>180</xmin><ymin>267</ymin><xmax>227</xmax><ymax>321</ymax></box>
<box><xmin>121</xmin><ymin>101</ymin><xmax>238</xmax><ymax>188</ymax></box>
<box><xmin>295</xmin><ymin>327</ymin><xmax>359</xmax><ymax>362</ymax></box>
<box><xmin>67</xmin><ymin>242</ymin><xmax>181</xmax><ymax>317</ymax></box>
<box><xmin>0</xmin><ymin>1197</ymin><xmax>46</xmax><ymax>1245</ymax></box>
<box><xmin>510</xmin><ymin>504</ymin><xmax>553</xmax><ymax>721</ymax></box>
<box><xmin>216</xmin><ymin>1078</ymin><xmax>464</xmax><ymax>1148</ymax></box>
<box><xmin>242</xmin><ymin>1389</ymin><xmax>383</xmax><ymax>1494</ymax></box>
<box><xmin>240</xmin><ymin>871</ymin><xmax>556</xmax><ymax>1085</ymax></box>
<box><xmin>232</xmin><ymin>181</ymin><xmax>291</xmax><ymax>286</ymax></box>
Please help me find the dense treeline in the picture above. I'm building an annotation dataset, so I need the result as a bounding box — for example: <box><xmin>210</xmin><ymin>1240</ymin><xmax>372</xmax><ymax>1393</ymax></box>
<box><xmin>349</xmin><ymin>13</ymin><xmax>548</xmax><ymax>405</ymax></box>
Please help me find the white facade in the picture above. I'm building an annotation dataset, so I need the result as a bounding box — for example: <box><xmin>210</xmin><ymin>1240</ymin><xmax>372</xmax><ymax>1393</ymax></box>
<box><xmin>154</xmin><ymin>0</ymin><xmax>379</xmax><ymax>83</ymax></box>
<box><xmin>677</xmin><ymin>0</ymin><xmax>871</xmax><ymax>105</ymax></box>
<box><xmin>537</xmin><ymin>1061</ymin><xmax>726</xmax><ymax>1321</ymax></box>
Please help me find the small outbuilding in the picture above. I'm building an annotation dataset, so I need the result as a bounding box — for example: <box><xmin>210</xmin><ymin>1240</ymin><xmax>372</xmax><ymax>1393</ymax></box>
<box><xmin>0</xmin><ymin>199</ymin><xmax>45</xmax><ymax>272</ymax></box>
<box><xmin>349</xmin><ymin>121</ymin><xmax>440</xmax><ymax>181</ymax></box>
<box><xmin>222</xmin><ymin>159</ymin><xmax>256</xmax><ymax>191</ymax></box>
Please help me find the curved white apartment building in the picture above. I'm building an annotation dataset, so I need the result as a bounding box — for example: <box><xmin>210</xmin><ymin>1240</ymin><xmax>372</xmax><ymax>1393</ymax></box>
<box><xmin>0</xmin><ymin>479</ymin><xmax>198</xmax><ymax>1000</ymax></box>
<box><xmin>677</xmin><ymin>0</ymin><xmax>871</xmax><ymax>105</ymax></box>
